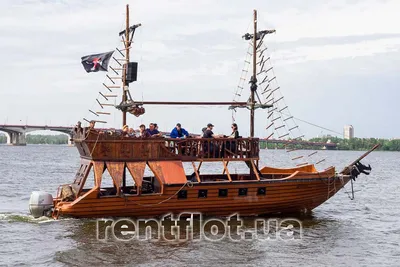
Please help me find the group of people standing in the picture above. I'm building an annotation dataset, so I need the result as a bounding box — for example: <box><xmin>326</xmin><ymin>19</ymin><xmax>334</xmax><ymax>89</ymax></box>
<box><xmin>169</xmin><ymin>122</ymin><xmax>240</xmax><ymax>140</ymax></box>
<box><xmin>202</xmin><ymin>123</ymin><xmax>239</xmax><ymax>139</ymax></box>
<box><xmin>121</xmin><ymin>123</ymin><xmax>162</xmax><ymax>138</ymax></box>
<box><xmin>201</xmin><ymin>123</ymin><xmax>240</xmax><ymax>156</ymax></box>
<box><xmin>77</xmin><ymin>120</ymin><xmax>239</xmax><ymax>140</ymax></box>
<box><xmin>119</xmin><ymin>122</ymin><xmax>190</xmax><ymax>139</ymax></box>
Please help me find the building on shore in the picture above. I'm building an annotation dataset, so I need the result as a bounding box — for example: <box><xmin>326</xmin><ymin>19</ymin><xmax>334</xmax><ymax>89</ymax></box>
<box><xmin>344</xmin><ymin>125</ymin><xmax>354</xmax><ymax>139</ymax></box>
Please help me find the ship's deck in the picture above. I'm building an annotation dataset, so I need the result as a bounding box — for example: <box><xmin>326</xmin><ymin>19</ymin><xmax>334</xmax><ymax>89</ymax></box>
<box><xmin>73</xmin><ymin>129</ymin><xmax>260</xmax><ymax>162</ymax></box>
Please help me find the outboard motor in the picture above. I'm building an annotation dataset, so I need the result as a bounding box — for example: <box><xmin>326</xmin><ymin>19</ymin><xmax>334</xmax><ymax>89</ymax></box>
<box><xmin>29</xmin><ymin>191</ymin><xmax>53</xmax><ymax>218</ymax></box>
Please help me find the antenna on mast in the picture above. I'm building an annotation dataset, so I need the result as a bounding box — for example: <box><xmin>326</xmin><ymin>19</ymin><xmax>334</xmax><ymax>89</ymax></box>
<box><xmin>242</xmin><ymin>10</ymin><xmax>275</xmax><ymax>137</ymax></box>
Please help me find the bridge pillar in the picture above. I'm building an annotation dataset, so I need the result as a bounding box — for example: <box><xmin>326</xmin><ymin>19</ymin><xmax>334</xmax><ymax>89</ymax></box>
<box><xmin>8</xmin><ymin>132</ymin><xmax>26</xmax><ymax>146</ymax></box>
<box><xmin>5</xmin><ymin>132</ymin><xmax>11</xmax><ymax>145</ymax></box>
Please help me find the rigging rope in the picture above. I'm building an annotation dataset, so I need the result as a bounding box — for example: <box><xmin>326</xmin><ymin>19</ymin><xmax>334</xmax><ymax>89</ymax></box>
<box><xmin>83</xmin><ymin>16</ymin><xmax>127</xmax><ymax>128</ymax></box>
<box><xmin>233</xmin><ymin>33</ymin><xmax>328</xmax><ymax>167</ymax></box>
<box><xmin>279</xmin><ymin>113</ymin><xmax>343</xmax><ymax>136</ymax></box>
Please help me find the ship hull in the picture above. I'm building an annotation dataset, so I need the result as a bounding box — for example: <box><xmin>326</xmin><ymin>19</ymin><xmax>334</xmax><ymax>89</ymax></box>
<box><xmin>54</xmin><ymin>175</ymin><xmax>350</xmax><ymax>218</ymax></box>
<box><xmin>52</xmin><ymin>133</ymin><xmax>358</xmax><ymax>219</ymax></box>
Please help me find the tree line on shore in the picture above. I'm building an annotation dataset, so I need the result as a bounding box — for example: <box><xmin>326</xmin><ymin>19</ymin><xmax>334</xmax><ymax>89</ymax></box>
<box><xmin>0</xmin><ymin>134</ymin><xmax>399</xmax><ymax>151</ymax></box>
<box><xmin>259</xmin><ymin>136</ymin><xmax>400</xmax><ymax>151</ymax></box>
<box><xmin>309</xmin><ymin>137</ymin><xmax>400</xmax><ymax>151</ymax></box>
<box><xmin>0</xmin><ymin>134</ymin><xmax>68</xmax><ymax>144</ymax></box>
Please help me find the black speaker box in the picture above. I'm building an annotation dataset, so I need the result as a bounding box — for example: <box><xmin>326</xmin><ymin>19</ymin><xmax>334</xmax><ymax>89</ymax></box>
<box><xmin>126</xmin><ymin>62</ymin><xmax>138</xmax><ymax>83</ymax></box>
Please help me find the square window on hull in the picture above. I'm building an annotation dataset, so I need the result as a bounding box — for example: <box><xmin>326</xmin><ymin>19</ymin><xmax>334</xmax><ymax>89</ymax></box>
<box><xmin>219</xmin><ymin>189</ymin><xmax>228</xmax><ymax>197</ymax></box>
<box><xmin>238</xmin><ymin>188</ymin><xmax>248</xmax><ymax>196</ymax></box>
<box><xmin>257</xmin><ymin>187</ymin><xmax>266</xmax><ymax>196</ymax></box>
<box><xmin>198</xmin><ymin>189</ymin><xmax>208</xmax><ymax>198</ymax></box>
<box><xmin>178</xmin><ymin>190</ymin><xmax>187</xmax><ymax>199</ymax></box>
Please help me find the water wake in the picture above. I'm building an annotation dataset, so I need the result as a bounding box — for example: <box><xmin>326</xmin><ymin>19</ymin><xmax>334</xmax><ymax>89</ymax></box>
<box><xmin>0</xmin><ymin>212</ymin><xmax>72</xmax><ymax>224</ymax></box>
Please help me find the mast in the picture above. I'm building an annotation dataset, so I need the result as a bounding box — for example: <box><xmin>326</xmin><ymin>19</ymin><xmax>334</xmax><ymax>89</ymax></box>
<box><xmin>122</xmin><ymin>4</ymin><xmax>130</xmax><ymax>127</ymax></box>
<box><xmin>121</xmin><ymin>5</ymin><xmax>130</xmax><ymax>190</ymax></box>
<box><xmin>250</xmin><ymin>10</ymin><xmax>257</xmax><ymax>138</ymax></box>
<box><xmin>243</xmin><ymin>10</ymin><xmax>275</xmax><ymax>138</ymax></box>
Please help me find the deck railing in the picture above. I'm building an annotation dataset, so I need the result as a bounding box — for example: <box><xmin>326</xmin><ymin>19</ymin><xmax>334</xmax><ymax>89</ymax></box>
<box><xmin>164</xmin><ymin>138</ymin><xmax>259</xmax><ymax>159</ymax></box>
<box><xmin>75</xmin><ymin>129</ymin><xmax>259</xmax><ymax>161</ymax></box>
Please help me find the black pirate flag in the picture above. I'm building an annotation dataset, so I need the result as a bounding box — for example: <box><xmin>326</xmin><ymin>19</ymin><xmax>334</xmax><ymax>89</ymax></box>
<box><xmin>81</xmin><ymin>51</ymin><xmax>114</xmax><ymax>72</ymax></box>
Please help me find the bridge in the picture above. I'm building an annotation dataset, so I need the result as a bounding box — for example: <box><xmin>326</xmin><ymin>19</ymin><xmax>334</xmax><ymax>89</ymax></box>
<box><xmin>259</xmin><ymin>139</ymin><xmax>337</xmax><ymax>149</ymax></box>
<box><xmin>0</xmin><ymin>124</ymin><xmax>73</xmax><ymax>145</ymax></box>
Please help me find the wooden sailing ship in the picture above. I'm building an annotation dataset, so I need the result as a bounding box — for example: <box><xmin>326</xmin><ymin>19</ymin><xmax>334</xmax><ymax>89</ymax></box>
<box><xmin>32</xmin><ymin>5</ymin><xmax>378</xmax><ymax>219</ymax></box>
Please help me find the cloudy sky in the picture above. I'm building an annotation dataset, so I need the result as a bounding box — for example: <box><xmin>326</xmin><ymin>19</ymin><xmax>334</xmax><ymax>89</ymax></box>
<box><xmin>0</xmin><ymin>0</ymin><xmax>399</xmax><ymax>139</ymax></box>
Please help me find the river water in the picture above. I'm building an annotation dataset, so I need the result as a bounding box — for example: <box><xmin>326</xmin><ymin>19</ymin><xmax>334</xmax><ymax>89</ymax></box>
<box><xmin>0</xmin><ymin>145</ymin><xmax>398</xmax><ymax>266</ymax></box>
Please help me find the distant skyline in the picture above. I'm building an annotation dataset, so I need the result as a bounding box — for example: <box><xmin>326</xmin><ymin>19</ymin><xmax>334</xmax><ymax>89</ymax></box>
<box><xmin>0</xmin><ymin>0</ymin><xmax>399</xmax><ymax>138</ymax></box>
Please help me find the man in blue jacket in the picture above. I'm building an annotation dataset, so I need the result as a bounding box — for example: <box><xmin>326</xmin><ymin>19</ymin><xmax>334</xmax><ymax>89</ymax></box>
<box><xmin>170</xmin><ymin>123</ymin><xmax>189</xmax><ymax>138</ymax></box>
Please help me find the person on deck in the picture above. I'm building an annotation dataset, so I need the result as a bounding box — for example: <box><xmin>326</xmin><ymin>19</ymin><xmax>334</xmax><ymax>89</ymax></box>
<box><xmin>73</xmin><ymin>121</ymin><xmax>83</xmax><ymax>136</ymax></box>
<box><xmin>122</xmin><ymin>125</ymin><xmax>129</xmax><ymax>137</ymax></box>
<box><xmin>228</xmin><ymin>123</ymin><xmax>239</xmax><ymax>139</ymax></box>
<box><xmin>146</xmin><ymin>123</ymin><xmax>162</xmax><ymax>137</ymax></box>
<box><xmin>203</xmin><ymin>123</ymin><xmax>223</xmax><ymax>138</ymax></box>
<box><xmin>139</xmin><ymin>124</ymin><xmax>150</xmax><ymax>138</ymax></box>
<box><xmin>170</xmin><ymin>123</ymin><xmax>189</xmax><ymax>139</ymax></box>
<box><xmin>128</xmin><ymin>127</ymin><xmax>135</xmax><ymax>137</ymax></box>
<box><xmin>89</xmin><ymin>120</ymin><xmax>96</xmax><ymax>129</ymax></box>
<box><xmin>225</xmin><ymin>123</ymin><xmax>239</xmax><ymax>154</ymax></box>
<box><xmin>202</xmin><ymin>123</ymin><xmax>222</xmax><ymax>157</ymax></box>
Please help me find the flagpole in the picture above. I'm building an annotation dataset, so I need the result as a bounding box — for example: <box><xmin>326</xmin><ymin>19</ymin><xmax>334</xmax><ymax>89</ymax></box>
<box><xmin>122</xmin><ymin>4</ymin><xmax>130</xmax><ymax>127</ymax></box>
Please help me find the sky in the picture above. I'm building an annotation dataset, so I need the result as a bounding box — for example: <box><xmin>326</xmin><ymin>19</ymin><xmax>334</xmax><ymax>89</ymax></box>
<box><xmin>0</xmin><ymin>0</ymin><xmax>399</xmax><ymax>139</ymax></box>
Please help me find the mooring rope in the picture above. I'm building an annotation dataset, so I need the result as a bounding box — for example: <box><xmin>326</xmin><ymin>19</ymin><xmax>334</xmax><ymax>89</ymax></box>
<box><xmin>337</xmin><ymin>173</ymin><xmax>355</xmax><ymax>200</ymax></box>
<box><xmin>89</xmin><ymin>131</ymin><xmax>101</xmax><ymax>156</ymax></box>
<box><xmin>322</xmin><ymin>174</ymin><xmax>336</xmax><ymax>200</ymax></box>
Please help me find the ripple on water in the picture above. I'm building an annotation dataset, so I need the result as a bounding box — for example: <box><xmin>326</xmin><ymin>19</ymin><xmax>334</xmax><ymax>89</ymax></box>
<box><xmin>0</xmin><ymin>147</ymin><xmax>399</xmax><ymax>266</ymax></box>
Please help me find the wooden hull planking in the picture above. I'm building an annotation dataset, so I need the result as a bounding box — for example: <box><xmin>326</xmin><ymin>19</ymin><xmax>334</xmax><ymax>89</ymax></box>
<box><xmin>54</xmin><ymin>174</ymin><xmax>350</xmax><ymax>218</ymax></box>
